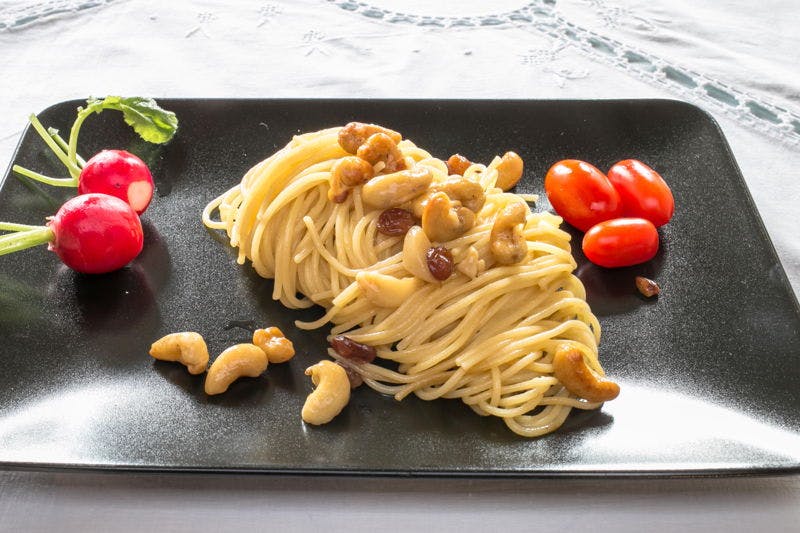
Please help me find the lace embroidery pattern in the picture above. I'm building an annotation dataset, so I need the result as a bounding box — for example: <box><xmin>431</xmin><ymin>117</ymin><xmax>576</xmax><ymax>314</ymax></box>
<box><xmin>329</xmin><ymin>0</ymin><xmax>800</xmax><ymax>147</ymax></box>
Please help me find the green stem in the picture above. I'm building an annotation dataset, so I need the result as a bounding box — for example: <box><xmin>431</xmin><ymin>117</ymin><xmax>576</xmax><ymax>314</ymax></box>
<box><xmin>48</xmin><ymin>127</ymin><xmax>85</xmax><ymax>167</ymax></box>
<box><xmin>0</xmin><ymin>227</ymin><xmax>54</xmax><ymax>256</ymax></box>
<box><xmin>12</xmin><ymin>165</ymin><xmax>77</xmax><ymax>187</ymax></box>
<box><xmin>0</xmin><ymin>222</ymin><xmax>41</xmax><ymax>232</ymax></box>
<box><xmin>28</xmin><ymin>114</ymin><xmax>81</xmax><ymax>177</ymax></box>
<box><xmin>68</xmin><ymin>103</ymin><xmax>105</xmax><ymax>177</ymax></box>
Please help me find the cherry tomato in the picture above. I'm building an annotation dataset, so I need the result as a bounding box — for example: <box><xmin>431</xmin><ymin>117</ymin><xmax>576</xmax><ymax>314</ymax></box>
<box><xmin>607</xmin><ymin>159</ymin><xmax>674</xmax><ymax>227</ymax></box>
<box><xmin>544</xmin><ymin>160</ymin><xmax>623</xmax><ymax>231</ymax></box>
<box><xmin>582</xmin><ymin>218</ymin><xmax>659</xmax><ymax>268</ymax></box>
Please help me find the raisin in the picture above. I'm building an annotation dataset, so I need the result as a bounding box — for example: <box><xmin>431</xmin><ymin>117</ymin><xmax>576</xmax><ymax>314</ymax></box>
<box><xmin>426</xmin><ymin>245</ymin><xmax>454</xmax><ymax>281</ymax></box>
<box><xmin>330</xmin><ymin>335</ymin><xmax>377</xmax><ymax>363</ymax></box>
<box><xmin>635</xmin><ymin>276</ymin><xmax>660</xmax><ymax>297</ymax></box>
<box><xmin>446</xmin><ymin>154</ymin><xmax>472</xmax><ymax>175</ymax></box>
<box><xmin>377</xmin><ymin>208</ymin><xmax>416</xmax><ymax>236</ymax></box>
<box><xmin>336</xmin><ymin>361</ymin><xmax>364</xmax><ymax>389</ymax></box>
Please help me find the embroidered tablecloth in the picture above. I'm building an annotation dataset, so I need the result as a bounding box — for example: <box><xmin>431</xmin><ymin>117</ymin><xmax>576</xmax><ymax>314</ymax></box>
<box><xmin>1</xmin><ymin>1</ymin><xmax>798</xmax><ymax>531</ymax></box>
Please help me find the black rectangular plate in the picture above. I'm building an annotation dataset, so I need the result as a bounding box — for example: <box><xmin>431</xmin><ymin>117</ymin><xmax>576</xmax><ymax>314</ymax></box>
<box><xmin>1</xmin><ymin>99</ymin><xmax>799</xmax><ymax>477</ymax></box>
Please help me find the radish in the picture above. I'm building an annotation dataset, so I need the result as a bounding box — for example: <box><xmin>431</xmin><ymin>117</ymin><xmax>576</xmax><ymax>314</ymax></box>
<box><xmin>0</xmin><ymin>193</ymin><xmax>144</xmax><ymax>274</ymax></box>
<box><xmin>11</xmin><ymin>96</ymin><xmax>177</xmax><ymax>215</ymax></box>
<box><xmin>78</xmin><ymin>150</ymin><xmax>154</xmax><ymax>215</ymax></box>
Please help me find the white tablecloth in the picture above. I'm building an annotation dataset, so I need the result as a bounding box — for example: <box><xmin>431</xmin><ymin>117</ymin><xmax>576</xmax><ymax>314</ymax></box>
<box><xmin>1</xmin><ymin>1</ymin><xmax>799</xmax><ymax>531</ymax></box>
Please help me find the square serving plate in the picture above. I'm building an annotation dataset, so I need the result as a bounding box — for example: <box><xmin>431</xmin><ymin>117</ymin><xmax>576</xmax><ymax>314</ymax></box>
<box><xmin>0</xmin><ymin>99</ymin><xmax>798</xmax><ymax>477</ymax></box>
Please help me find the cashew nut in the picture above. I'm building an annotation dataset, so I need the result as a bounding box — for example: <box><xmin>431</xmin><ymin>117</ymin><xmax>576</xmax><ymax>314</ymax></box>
<box><xmin>432</xmin><ymin>177</ymin><xmax>486</xmax><ymax>213</ymax></box>
<box><xmin>356</xmin><ymin>132</ymin><xmax>406</xmax><ymax>174</ymax></box>
<box><xmin>253</xmin><ymin>326</ymin><xmax>295</xmax><ymax>363</ymax></box>
<box><xmin>329</xmin><ymin>156</ymin><xmax>375</xmax><ymax>203</ymax></box>
<box><xmin>552</xmin><ymin>345</ymin><xmax>620</xmax><ymax>403</ymax></box>
<box><xmin>338</xmin><ymin>122</ymin><xmax>402</xmax><ymax>154</ymax></box>
<box><xmin>204</xmin><ymin>343</ymin><xmax>269</xmax><ymax>395</ymax></box>
<box><xmin>400</xmin><ymin>190</ymin><xmax>433</xmax><ymax>219</ymax></box>
<box><xmin>456</xmin><ymin>245</ymin><xmax>485</xmax><ymax>279</ymax></box>
<box><xmin>302</xmin><ymin>360</ymin><xmax>351</xmax><ymax>425</ymax></box>
<box><xmin>446</xmin><ymin>153</ymin><xmax>473</xmax><ymax>176</ymax></box>
<box><xmin>490</xmin><ymin>202</ymin><xmax>528</xmax><ymax>265</ymax></box>
<box><xmin>421</xmin><ymin>192</ymin><xmax>476</xmax><ymax>242</ymax></box>
<box><xmin>495</xmin><ymin>151</ymin><xmax>524</xmax><ymax>191</ymax></box>
<box><xmin>356</xmin><ymin>271</ymin><xmax>421</xmax><ymax>307</ymax></box>
<box><xmin>361</xmin><ymin>166</ymin><xmax>433</xmax><ymax>209</ymax></box>
<box><xmin>149</xmin><ymin>332</ymin><xmax>209</xmax><ymax>375</ymax></box>
<box><xmin>402</xmin><ymin>225</ymin><xmax>437</xmax><ymax>283</ymax></box>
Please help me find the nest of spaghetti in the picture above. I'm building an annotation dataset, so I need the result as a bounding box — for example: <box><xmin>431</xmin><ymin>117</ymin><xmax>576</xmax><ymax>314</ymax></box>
<box><xmin>203</xmin><ymin>122</ymin><xmax>620</xmax><ymax>437</ymax></box>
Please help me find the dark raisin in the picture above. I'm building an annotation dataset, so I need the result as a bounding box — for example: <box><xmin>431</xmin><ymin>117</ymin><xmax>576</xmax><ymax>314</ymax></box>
<box><xmin>330</xmin><ymin>335</ymin><xmax>377</xmax><ymax>363</ymax></box>
<box><xmin>426</xmin><ymin>245</ymin><xmax>454</xmax><ymax>281</ymax></box>
<box><xmin>377</xmin><ymin>208</ymin><xmax>416</xmax><ymax>236</ymax></box>
<box><xmin>336</xmin><ymin>361</ymin><xmax>364</xmax><ymax>389</ymax></box>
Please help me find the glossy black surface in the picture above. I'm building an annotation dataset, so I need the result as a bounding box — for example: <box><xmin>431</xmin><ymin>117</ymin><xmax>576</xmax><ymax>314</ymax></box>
<box><xmin>1</xmin><ymin>99</ymin><xmax>798</xmax><ymax>476</ymax></box>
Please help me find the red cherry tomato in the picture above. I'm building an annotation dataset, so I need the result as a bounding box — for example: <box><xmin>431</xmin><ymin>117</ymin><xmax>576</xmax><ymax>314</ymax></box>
<box><xmin>544</xmin><ymin>160</ymin><xmax>623</xmax><ymax>231</ymax></box>
<box><xmin>582</xmin><ymin>218</ymin><xmax>659</xmax><ymax>268</ymax></box>
<box><xmin>607</xmin><ymin>159</ymin><xmax>674</xmax><ymax>227</ymax></box>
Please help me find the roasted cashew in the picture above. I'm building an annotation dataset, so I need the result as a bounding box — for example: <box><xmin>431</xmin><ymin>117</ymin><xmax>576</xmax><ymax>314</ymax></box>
<box><xmin>490</xmin><ymin>202</ymin><xmax>528</xmax><ymax>265</ymax></box>
<box><xmin>495</xmin><ymin>151</ymin><xmax>524</xmax><ymax>191</ymax></box>
<box><xmin>204</xmin><ymin>343</ymin><xmax>269</xmax><ymax>395</ymax></box>
<box><xmin>338</xmin><ymin>122</ymin><xmax>402</xmax><ymax>154</ymax></box>
<box><xmin>400</xmin><ymin>190</ymin><xmax>433</xmax><ymax>219</ymax></box>
<box><xmin>149</xmin><ymin>332</ymin><xmax>209</xmax><ymax>375</ymax></box>
<box><xmin>402</xmin><ymin>225</ymin><xmax>437</xmax><ymax>283</ymax></box>
<box><xmin>552</xmin><ymin>345</ymin><xmax>620</xmax><ymax>403</ymax></box>
<box><xmin>253</xmin><ymin>327</ymin><xmax>295</xmax><ymax>363</ymax></box>
<box><xmin>421</xmin><ymin>192</ymin><xmax>476</xmax><ymax>242</ymax></box>
<box><xmin>302</xmin><ymin>360</ymin><xmax>351</xmax><ymax>425</ymax></box>
<box><xmin>361</xmin><ymin>166</ymin><xmax>433</xmax><ymax>209</ymax></box>
<box><xmin>328</xmin><ymin>156</ymin><xmax>375</xmax><ymax>203</ymax></box>
<box><xmin>432</xmin><ymin>177</ymin><xmax>486</xmax><ymax>213</ymax></box>
<box><xmin>446</xmin><ymin>153</ymin><xmax>473</xmax><ymax>176</ymax></box>
<box><xmin>456</xmin><ymin>245</ymin><xmax>485</xmax><ymax>279</ymax></box>
<box><xmin>356</xmin><ymin>271</ymin><xmax>421</xmax><ymax>307</ymax></box>
<box><xmin>356</xmin><ymin>133</ymin><xmax>406</xmax><ymax>174</ymax></box>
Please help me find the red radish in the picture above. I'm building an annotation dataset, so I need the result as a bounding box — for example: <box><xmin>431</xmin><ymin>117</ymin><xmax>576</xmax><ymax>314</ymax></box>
<box><xmin>0</xmin><ymin>193</ymin><xmax>144</xmax><ymax>274</ymax></box>
<box><xmin>78</xmin><ymin>150</ymin><xmax>154</xmax><ymax>215</ymax></box>
<box><xmin>11</xmin><ymin>96</ymin><xmax>178</xmax><ymax>216</ymax></box>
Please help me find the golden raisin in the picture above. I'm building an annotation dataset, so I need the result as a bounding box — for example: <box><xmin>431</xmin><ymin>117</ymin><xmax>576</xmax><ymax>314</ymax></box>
<box><xmin>426</xmin><ymin>245</ymin><xmax>454</xmax><ymax>281</ymax></box>
<box><xmin>377</xmin><ymin>208</ymin><xmax>416</xmax><ymax>236</ymax></box>
<box><xmin>446</xmin><ymin>154</ymin><xmax>473</xmax><ymax>175</ymax></box>
<box><xmin>635</xmin><ymin>276</ymin><xmax>660</xmax><ymax>297</ymax></box>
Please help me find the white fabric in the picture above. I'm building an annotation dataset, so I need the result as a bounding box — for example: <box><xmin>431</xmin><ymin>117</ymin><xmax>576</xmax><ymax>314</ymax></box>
<box><xmin>0</xmin><ymin>1</ymin><xmax>799</xmax><ymax>531</ymax></box>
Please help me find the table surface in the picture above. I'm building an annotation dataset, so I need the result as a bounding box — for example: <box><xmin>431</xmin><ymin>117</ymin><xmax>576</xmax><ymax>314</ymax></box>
<box><xmin>1</xmin><ymin>1</ymin><xmax>798</xmax><ymax>531</ymax></box>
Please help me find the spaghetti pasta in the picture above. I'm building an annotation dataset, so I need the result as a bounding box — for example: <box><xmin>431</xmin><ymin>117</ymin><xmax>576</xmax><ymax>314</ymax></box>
<box><xmin>203</xmin><ymin>124</ymin><xmax>618</xmax><ymax>437</ymax></box>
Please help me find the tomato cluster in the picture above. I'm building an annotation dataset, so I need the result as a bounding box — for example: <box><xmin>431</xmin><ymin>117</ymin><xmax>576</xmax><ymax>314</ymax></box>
<box><xmin>544</xmin><ymin>159</ymin><xmax>673</xmax><ymax>268</ymax></box>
